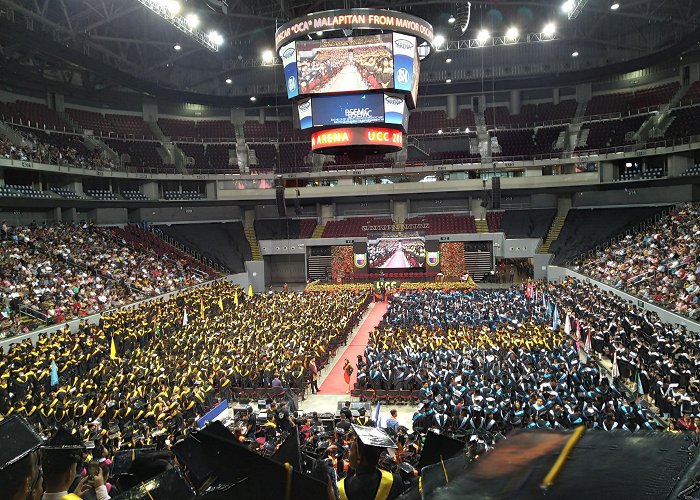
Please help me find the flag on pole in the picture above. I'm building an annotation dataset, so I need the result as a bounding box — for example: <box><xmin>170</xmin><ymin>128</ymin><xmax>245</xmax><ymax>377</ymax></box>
<box><xmin>534</xmin><ymin>288</ymin><xmax>538</xmax><ymax>304</ymax></box>
<box><xmin>218</xmin><ymin>297</ymin><xmax>224</xmax><ymax>312</ymax></box>
<box><xmin>552</xmin><ymin>306</ymin><xmax>560</xmax><ymax>330</ymax></box>
<box><xmin>611</xmin><ymin>352</ymin><xmax>620</xmax><ymax>379</ymax></box>
<box><xmin>373</xmin><ymin>400</ymin><xmax>381</xmax><ymax>428</ymax></box>
<box><xmin>234</xmin><ymin>291</ymin><xmax>239</xmax><ymax>307</ymax></box>
<box><xmin>584</xmin><ymin>331</ymin><xmax>591</xmax><ymax>352</ymax></box>
<box><xmin>248</xmin><ymin>285</ymin><xmax>254</xmax><ymax>297</ymax></box>
<box><xmin>182</xmin><ymin>309</ymin><xmax>188</xmax><ymax>326</ymax></box>
<box><xmin>542</xmin><ymin>291</ymin><xmax>547</xmax><ymax>309</ymax></box>
<box><xmin>50</xmin><ymin>360</ymin><xmax>59</xmax><ymax>387</ymax></box>
<box><xmin>564</xmin><ymin>313</ymin><xmax>571</xmax><ymax>335</ymax></box>
<box><xmin>110</xmin><ymin>337</ymin><xmax>117</xmax><ymax>360</ymax></box>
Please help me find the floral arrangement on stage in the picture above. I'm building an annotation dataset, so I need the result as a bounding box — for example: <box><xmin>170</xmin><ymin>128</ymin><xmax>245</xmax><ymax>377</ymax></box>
<box><xmin>305</xmin><ymin>283</ymin><xmax>374</xmax><ymax>292</ymax></box>
<box><xmin>440</xmin><ymin>242</ymin><xmax>466</xmax><ymax>279</ymax></box>
<box><xmin>330</xmin><ymin>245</ymin><xmax>354</xmax><ymax>282</ymax></box>
<box><xmin>399</xmin><ymin>279</ymin><xmax>476</xmax><ymax>291</ymax></box>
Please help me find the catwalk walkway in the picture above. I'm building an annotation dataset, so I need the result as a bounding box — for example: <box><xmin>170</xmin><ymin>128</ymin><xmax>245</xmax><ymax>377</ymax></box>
<box><xmin>318</xmin><ymin>301</ymin><xmax>388</xmax><ymax>395</ymax></box>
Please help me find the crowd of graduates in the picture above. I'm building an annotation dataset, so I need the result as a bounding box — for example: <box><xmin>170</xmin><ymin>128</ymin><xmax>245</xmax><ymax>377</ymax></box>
<box><xmin>575</xmin><ymin>202</ymin><xmax>700</xmax><ymax>319</ymax></box>
<box><xmin>356</xmin><ymin>283</ymin><xmax>685</xmax><ymax>437</ymax></box>
<box><xmin>0</xmin><ymin>280</ymin><xmax>370</xmax><ymax>467</ymax></box>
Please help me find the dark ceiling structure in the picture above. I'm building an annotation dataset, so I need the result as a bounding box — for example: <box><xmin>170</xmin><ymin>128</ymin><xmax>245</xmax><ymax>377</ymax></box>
<box><xmin>0</xmin><ymin>0</ymin><xmax>698</xmax><ymax>105</ymax></box>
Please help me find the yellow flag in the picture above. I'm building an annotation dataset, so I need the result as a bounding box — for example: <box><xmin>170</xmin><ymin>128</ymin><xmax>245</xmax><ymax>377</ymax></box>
<box><xmin>218</xmin><ymin>297</ymin><xmax>224</xmax><ymax>311</ymax></box>
<box><xmin>248</xmin><ymin>285</ymin><xmax>254</xmax><ymax>297</ymax></box>
<box><xmin>234</xmin><ymin>291</ymin><xmax>239</xmax><ymax>307</ymax></box>
<box><xmin>110</xmin><ymin>337</ymin><xmax>117</xmax><ymax>360</ymax></box>
<box><xmin>200</xmin><ymin>298</ymin><xmax>205</xmax><ymax>320</ymax></box>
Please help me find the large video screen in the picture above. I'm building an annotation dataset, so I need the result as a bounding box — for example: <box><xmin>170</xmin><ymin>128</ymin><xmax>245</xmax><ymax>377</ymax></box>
<box><xmin>313</xmin><ymin>93</ymin><xmax>384</xmax><ymax>127</ymax></box>
<box><xmin>296</xmin><ymin>34</ymin><xmax>394</xmax><ymax>94</ymax></box>
<box><xmin>368</xmin><ymin>232</ymin><xmax>425</xmax><ymax>269</ymax></box>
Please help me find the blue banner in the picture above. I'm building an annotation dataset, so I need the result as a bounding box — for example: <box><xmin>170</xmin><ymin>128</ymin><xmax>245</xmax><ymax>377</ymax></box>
<box><xmin>196</xmin><ymin>399</ymin><xmax>229</xmax><ymax>429</ymax></box>
<box><xmin>280</xmin><ymin>42</ymin><xmax>299</xmax><ymax>99</ymax></box>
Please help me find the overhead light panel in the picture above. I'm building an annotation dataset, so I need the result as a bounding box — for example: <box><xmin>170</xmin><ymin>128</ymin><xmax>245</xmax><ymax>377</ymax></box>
<box><xmin>135</xmin><ymin>2</ymin><xmax>218</xmax><ymax>51</ymax></box>
<box><xmin>225</xmin><ymin>78</ymin><xmax>232</xmax><ymax>84</ymax></box>
<box><xmin>446</xmin><ymin>79</ymin><xmax>452</xmax><ymax>83</ymax></box>
<box><xmin>434</xmin><ymin>34</ymin><xmax>446</xmax><ymax>48</ymax></box>
<box><xmin>262</xmin><ymin>49</ymin><xmax>274</xmax><ymax>64</ymax></box>
<box><xmin>445</xmin><ymin>58</ymin><xmax>452</xmax><ymax>63</ymax></box>
<box><xmin>505</xmin><ymin>27</ymin><xmax>519</xmax><ymax>41</ymax></box>
<box><xmin>571</xmin><ymin>51</ymin><xmax>579</xmax><ymax>57</ymax></box>
<box><xmin>610</xmin><ymin>1</ymin><xmax>620</xmax><ymax>10</ymax></box>
<box><xmin>173</xmin><ymin>43</ymin><xmax>181</xmax><ymax>51</ymax></box>
<box><xmin>448</xmin><ymin>15</ymin><xmax>456</xmax><ymax>24</ymax></box>
<box><xmin>250</xmin><ymin>96</ymin><xmax>257</xmax><ymax>102</ymax></box>
<box><xmin>561</xmin><ymin>0</ymin><xmax>574</xmax><ymax>13</ymax></box>
<box><xmin>476</xmin><ymin>29</ymin><xmax>490</xmax><ymax>44</ymax></box>
<box><xmin>542</xmin><ymin>23</ymin><xmax>556</xmax><ymax>37</ymax></box>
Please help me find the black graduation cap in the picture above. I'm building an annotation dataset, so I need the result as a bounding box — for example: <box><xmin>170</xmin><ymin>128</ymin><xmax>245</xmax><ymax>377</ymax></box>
<box><xmin>110</xmin><ymin>446</ymin><xmax>158</xmax><ymax>478</ymax></box>
<box><xmin>416</xmin><ymin>431</ymin><xmax>465</xmax><ymax>471</ymax></box>
<box><xmin>418</xmin><ymin>455</ymin><xmax>470</xmax><ymax>499</ymax></box>
<box><xmin>0</xmin><ymin>415</ymin><xmax>43</xmax><ymax>471</ymax></box>
<box><xmin>270</xmin><ymin>426</ymin><xmax>302</xmax><ymax>472</ymax></box>
<box><xmin>352</xmin><ymin>424</ymin><xmax>397</xmax><ymax>450</ymax></box>
<box><xmin>192</xmin><ymin>421</ymin><xmax>329</xmax><ymax>500</ymax></box>
<box><xmin>111</xmin><ymin>467</ymin><xmax>195</xmax><ymax>500</ymax></box>
<box><xmin>43</xmin><ymin>426</ymin><xmax>85</xmax><ymax>451</ymax></box>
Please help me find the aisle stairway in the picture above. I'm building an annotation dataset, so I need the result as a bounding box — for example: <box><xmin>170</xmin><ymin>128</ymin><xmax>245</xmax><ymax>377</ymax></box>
<box><xmin>311</xmin><ymin>224</ymin><xmax>326</xmax><ymax>238</ymax></box>
<box><xmin>244</xmin><ymin>226</ymin><xmax>263</xmax><ymax>260</ymax></box>
<box><xmin>537</xmin><ymin>215</ymin><xmax>567</xmax><ymax>254</ymax></box>
<box><xmin>475</xmin><ymin>219</ymin><xmax>489</xmax><ymax>233</ymax></box>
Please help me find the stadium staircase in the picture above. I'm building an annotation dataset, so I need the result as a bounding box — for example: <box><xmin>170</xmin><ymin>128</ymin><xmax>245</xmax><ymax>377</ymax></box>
<box><xmin>244</xmin><ymin>226</ymin><xmax>263</xmax><ymax>261</ymax></box>
<box><xmin>537</xmin><ymin>214</ymin><xmax>567</xmax><ymax>254</ymax></box>
<box><xmin>475</xmin><ymin>219</ymin><xmax>489</xmax><ymax>233</ymax></box>
<box><xmin>311</xmin><ymin>224</ymin><xmax>325</xmax><ymax>238</ymax></box>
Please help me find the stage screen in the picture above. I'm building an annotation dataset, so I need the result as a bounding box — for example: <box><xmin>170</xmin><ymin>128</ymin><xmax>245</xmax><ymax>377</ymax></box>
<box><xmin>368</xmin><ymin>231</ymin><xmax>425</xmax><ymax>269</ymax></box>
<box><xmin>296</xmin><ymin>34</ymin><xmax>394</xmax><ymax>94</ymax></box>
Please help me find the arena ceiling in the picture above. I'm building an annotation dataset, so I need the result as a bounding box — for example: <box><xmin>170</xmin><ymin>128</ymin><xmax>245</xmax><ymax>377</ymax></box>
<box><xmin>0</xmin><ymin>0</ymin><xmax>698</xmax><ymax>105</ymax></box>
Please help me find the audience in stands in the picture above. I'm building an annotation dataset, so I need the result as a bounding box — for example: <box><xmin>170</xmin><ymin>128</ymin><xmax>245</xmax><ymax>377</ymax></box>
<box><xmin>0</xmin><ymin>131</ymin><xmax>116</xmax><ymax>170</ymax></box>
<box><xmin>0</xmin><ymin>223</ymin><xmax>213</xmax><ymax>334</ymax></box>
<box><xmin>575</xmin><ymin>203</ymin><xmax>700</xmax><ymax>319</ymax></box>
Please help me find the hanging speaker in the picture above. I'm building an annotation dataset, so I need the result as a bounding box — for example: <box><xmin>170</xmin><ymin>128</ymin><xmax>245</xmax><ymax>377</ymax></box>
<box><xmin>491</xmin><ymin>177</ymin><xmax>501</xmax><ymax>209</ymax></box>
<box><xmin>276</xmin><ymin>186</ymin><xmax>287</xmax><ymax>217</ymax></box>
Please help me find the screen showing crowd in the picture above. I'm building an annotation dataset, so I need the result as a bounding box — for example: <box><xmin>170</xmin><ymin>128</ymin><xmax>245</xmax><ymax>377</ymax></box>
<box><xmin>368</xmin><ymin>232</ymin><xmax>425</xmax><ymax>269</ymax></box>
<box><xmin>296</xmin><ymin>34</ymin><xmax>394</xmax><ymax>94</ymax></box>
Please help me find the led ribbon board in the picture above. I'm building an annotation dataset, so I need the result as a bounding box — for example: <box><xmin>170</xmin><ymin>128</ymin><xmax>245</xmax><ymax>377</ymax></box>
<box><xmin>275</xmin><ymin>9</ymin><xmax>435</xmax><ymax>52</ymax></box>
<box><xmin>310</xmin><ymin>126</ymin><xmax>404</xmax><ymax>153</ymax></box>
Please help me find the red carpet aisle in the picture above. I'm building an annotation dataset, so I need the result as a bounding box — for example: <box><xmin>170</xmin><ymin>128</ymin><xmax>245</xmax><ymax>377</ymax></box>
<box><xmin>318</xmin><ymin>301</ymin><xmax>389</xmax><ymax>395</ymax></box>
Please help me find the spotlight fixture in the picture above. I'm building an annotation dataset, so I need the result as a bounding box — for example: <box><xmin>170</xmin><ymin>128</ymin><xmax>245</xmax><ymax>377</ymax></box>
<box><xmin>465</xmin><ymin>127</ymin><xmax>470</xmax><ymax>133</ymax></box>
<box><xmin>542</xmin><ymin>23</ymin><xmax>556</xmax><ymax>37</ymax></box>
<box><xmin>208</xmin><ymin>30</ymin><xmax>224</xmax><ymax>45</ymax></box>
<box><xmin>173</xmin><ymin>44</ymin><xmax>181</xmax><ymax>51</ymax></box>
<box><xmin>561</xmin><ymin>0</ymin><xmax>574</xmax><ymax>13</ymax></box>
<box><xmin>448</xmin><ymin>15</ymin><xmax>456</xmax><ymax>24</ymax></box>
<box><xmin>262</xmin><ymin>49</ymin><xmax>274</xmax><ymax>64</ymax></box>
<box><xmin>445</xmin><ymin>58</ymin><xmax>452</xmax><ymax>63</ymax></box>
<box><xmin>438</xmin><ymin>129</ymin><xmax>443</xmax><ymax>134</ymax></box>
<box><xmin>250</xmin><ymin>96</ymin><xmax>257</xmax><ymax>102</ymax></box>
<box><xmin>446</xmin><ymin>79</ymin><xmax>452</xmax><ymax>83</ymax></box>
<box><xmin>476</xmin><ymin>29</ymin><xmax>490</xmax><ymax>44</ymax></box>
<box><xmin>434</xmin><ymin>34</ymin><xmax>446</xmax><ymax>48</ymax></box>
<box><xmin>505</xmin><ymin>26</ymin><xmax>519</xmax><ymax>40</ymax></box>
<box><xmin>135</xmin><ymin>2</ymin><xmax>217</xmax><ymax>51</ymax></box>
<box><xmin>225</xmin><ymin>78</ymin><xmax>232</xmax><ymax>84</ymax></box>
<box><xmin>610</xmin><ymin>1</ymin><xmax>620</xmax><ymax>9</ymax></box>
<box><xmin>185</xmin><ymin>13</ymin><xmax>199</xmax><ymax>28</ymax></box>
<box><xmin>571</xmin><ymin>51</ymin><xmax>579</xmax><ymax>57</ymax></box>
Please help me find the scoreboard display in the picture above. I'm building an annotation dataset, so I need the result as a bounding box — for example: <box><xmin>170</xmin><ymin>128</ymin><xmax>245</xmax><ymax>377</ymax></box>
<box><xmin>276</xmin><ymin>8</ymin><xmax>434</xmax><ymax>154</ymax></box>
